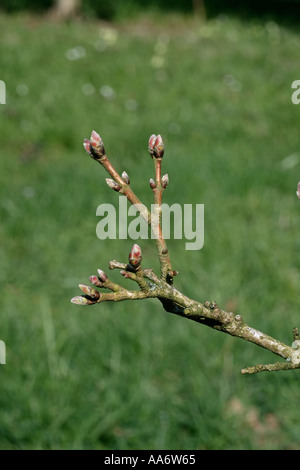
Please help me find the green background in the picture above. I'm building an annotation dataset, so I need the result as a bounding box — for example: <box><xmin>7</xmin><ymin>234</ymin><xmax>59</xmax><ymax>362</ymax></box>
<box><xmin>0</xmin><ymin>3</ymin><xmax>300</xmax><ymax>449</ymax></box>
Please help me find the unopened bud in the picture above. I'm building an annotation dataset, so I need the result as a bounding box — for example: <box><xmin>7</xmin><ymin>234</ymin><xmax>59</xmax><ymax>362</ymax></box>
<box><xmin>148</xmin><ymin>134</ymin><xmax>157</xmax><ymax>156</ymax></box>
<box><xmin>89</xmin><ymin>130</ymin><xmax>105</xmax><ymax>158</ymax></box>
<box><xmin>128</xmin><ymin>243</ymin><xmax>142</xmax><ymax>268</ymax></box>
<box><xmin>97</xmin><ymin>269</ymin><xmax>108</xmax><ymax>283</ymax></box>
<box><xmin>89</xmin><ymin>275</ymin><xmax>102</xmax><ymax>287</ymax></box>
<box><xmin>79</xmin><ymin>284</ymin><xmax>100</xmax><ymax>300</ymax></box>
<box><xmin>161</xmin><ymin>173</ymin><xmax>169</xmax><ymax>188</ymax></box>
<box><xmin>297</xmin><ymin>182</ymin><xmax>300</xmax><ymax>199</ymax></box>
<box><xmin>71</xmin><ymin>296</ymin><xmax>94</xmax><ymax>306</ymax></box>
<box><xmin>154</xmin><ymin>134</ymin><xmax>164</xmax><ymax>158</ymax></box>
<box><xmin>106</xmin><ymin>178</ymin><xmax>121</xmax><ymax>192</ymax></box>
<box><xmin>122</xmin><ymin>171</ymin><xmax>130</xmax><ymax>185</ymax></box>
<box><xmin>83</xmin><ymin>139</ymin><xmax>91</xmax><ymax>154</ymax></box>
<box><xmin>149</xmin><ymin>178</ymin><xmax>156</xmax><ymax>189</ymax></box>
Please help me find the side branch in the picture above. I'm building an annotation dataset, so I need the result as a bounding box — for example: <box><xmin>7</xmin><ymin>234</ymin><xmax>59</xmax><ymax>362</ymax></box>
<box><xmin>241</xmin><ymin>362</ymin><xmax>300</xmax><ymax>375</ymax></box>
<box><xmin>72</xmin><ymin>250</ymin><xmax>299</xmax><ymax>374</ymax></box>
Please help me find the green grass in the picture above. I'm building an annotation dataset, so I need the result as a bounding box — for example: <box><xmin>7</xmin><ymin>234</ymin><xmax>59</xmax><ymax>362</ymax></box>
<box><xmin>1</xmin><ymin>11</ymin><xmax>300</xmax><ymax>449</ymax></box>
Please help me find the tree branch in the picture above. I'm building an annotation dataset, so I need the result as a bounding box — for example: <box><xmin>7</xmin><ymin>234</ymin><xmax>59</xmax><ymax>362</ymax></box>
<box><xmin>72</xmin><ymin>131</ymin><xmax>300</xmax><ymax>375</ymax></box>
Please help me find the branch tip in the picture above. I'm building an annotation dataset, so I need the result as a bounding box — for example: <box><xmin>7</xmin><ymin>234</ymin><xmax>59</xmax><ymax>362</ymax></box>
<box><xmin>83</xmin><ymin>130</ymin><xmax>105</xmax><ymax>160</ymax></box>
<box><xmin>121</xmin><ymin>170</ymin><xmax>130</xmax><ymax>185</ymax></box>
<box><xmin>71</xmin><ymin>295</ymin><xmax>94</xmax><ymax>306</ymax></box>
<box><xmin>148</xmin><ymin>134</ymin><xmax>164</xmax><ymax>159</ymax></box>
<box><xmin>90</xmin><ymin>130</ymin><xmax>105</xmax><ymax>157</ymax></box>
<box><xmin>128</xmin><ymin>243</ymin><xmax>142</xmax><ymax>269</ymax></box>
<box><xmin>78</xmin><ymin>284</ymin><xmax>100</xmax><ymax>300</ymax></box>
<box><xmin>149</xmin><ymin>178</ymin><xmax>156</xmax><ymax>190</ymax></box>
<box><xmin>161</xmin><ymin>173</ymin><xmax>169</xmax><ymax>189</ymax></box>
<box><xmin>89</xmin><ymin>275</ymin><xmax>103</xmax><ymax>287</ymax></box>
<box><xmin>97</xmin><ymin>269</ymin><xmax>108</xmax><ymax>283</ymax></box>
<box><xmin>106</xmin><ymin>178</ymin><xmax>121</xmax><ymax>192</ymax></box>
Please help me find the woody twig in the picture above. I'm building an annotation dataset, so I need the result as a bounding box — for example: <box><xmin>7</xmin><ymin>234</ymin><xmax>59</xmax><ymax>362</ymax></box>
<box><xmin>71</xmin><ymin>131</ymin><xmax>300</xmax><ymax>375</ymax></box>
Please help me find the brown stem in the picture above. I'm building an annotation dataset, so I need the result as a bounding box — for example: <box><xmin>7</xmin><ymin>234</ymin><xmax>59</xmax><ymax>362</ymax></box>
<box><xmin>100</xmin><ymin>152</ymin><xmax>173</xmax><ymax>283</ymax></box>
<box><xmin>99</xmin><ymin>155</ymin><xmax>151</xmax><ymax>225</ymax></box>
<box><xmin>152</xmin><ymin>158</ymin><xmax>173</xmax><ymax>283</ymax></box>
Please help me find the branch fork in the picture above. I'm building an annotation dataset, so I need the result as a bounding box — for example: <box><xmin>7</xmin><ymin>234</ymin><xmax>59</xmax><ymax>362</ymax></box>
<box><xmin>71</xmin><ymin>130</ymin><xmax>300</xmax><ymax>375</ymax></box>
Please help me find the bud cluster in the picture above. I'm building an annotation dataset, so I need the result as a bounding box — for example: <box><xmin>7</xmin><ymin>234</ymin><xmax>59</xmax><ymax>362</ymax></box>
<box><xmin>148</xmin><ymin>134</ymin><xmax>164</xmax><ymax>159</ymax></box>
<box><xmin>70</xmin><ymin>283</ymin><xmax>101</xmax><ymax>306</ymax></box>
<box><xmin>83</xmin><ymin>130</ymin><xmax>106</xmax><ymax>159</ymax></box>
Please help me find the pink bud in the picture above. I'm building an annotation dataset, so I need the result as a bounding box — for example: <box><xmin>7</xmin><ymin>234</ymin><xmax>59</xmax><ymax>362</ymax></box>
<box><xmin>161</xmin><ymin>173</ymin><xmax>169</xmax><ymax>188</ymax></box>
<box><xmin>154</xmin><ymin>134</ymin><xmax>164</xmax><ymax>158</ymax></box>
<box><xmin>297</xmin><ymin>182</ymin><xmax>300</xmax><ymax>199</ymax></box>
<box><xmin>97</xmin><ymin>269</ymin><xmax>108</xmax><ymax>282</ymax></box>
<box><xmin>91</xmin><ymin>130</ymin><xmax>101</xmax><ymax>143</ymax></box>
<box><xmin>89</xmin><ymin>275</ymin><xmax>102</xmax><ymax>287</ymax></box>
<box><xmin>78</xmin><ymin>284</ymin><xmax>100</xmax><ymax>299</ymax></box>
<box><xmin>106</xmin><ymin>178</ymin><xmax>121</xmax><ymax>192</ymax></box>
<box><xmin>83</xmin><ymin>139</ymin><xmax>91</xmax><ymax>154</ymax></box>
<box><xmin>148</xmin><ymin>134</ymin><xmax>157</xmax><ymax>156</ymax></box>
<box><xmin>149</xmin><ymin>178</ymin><xmax>156</xmax><ymax>189</ymax></box>
<box><xmin>128</xmin><ymin>243</ymin><xmax>142</xmax><ymax>268</ymax></box>
<box><xmin>89</xmin><ymin>130</ymin><xmax>105</xmax><ymax>157</ymax></box>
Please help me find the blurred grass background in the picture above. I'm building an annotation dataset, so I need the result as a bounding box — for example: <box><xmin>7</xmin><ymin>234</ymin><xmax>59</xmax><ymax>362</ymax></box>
<box><xmin>1</xmin><ymin>0</ymin><xmax>300</xmax><ymax>450</ymax></box>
